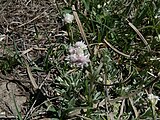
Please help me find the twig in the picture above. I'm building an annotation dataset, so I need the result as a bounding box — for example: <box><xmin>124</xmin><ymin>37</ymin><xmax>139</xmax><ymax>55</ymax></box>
<box><xmin>129</xmin><ymin>97</ymin><xmax>139</xmax><ymax>118</ymax></box>
<box><xmin>72</xmin><ymin>5</ymin><xmax>91</xmax><ymax>54</ymax></box>
<box><xmin>17</xmin><ymin>8</ymin><xmax>49</xmax><ymax>28</ymax></box>
<box><xmin>0</xmin><ymin>0</ymin><xmax>11</xmax><ymax>14</ymax></box>
<box><xmin>25</xmin><ymin>60</ymin><xmax>38</xmax><ymax>89</ymax></box>
<box><xmin>21</xmin><ymin>48</ymin><xmax>33</xmax><ymax>55</ymax></box>
<box><xmin>118</xmin><ymin>99</ymin><xmax>125</xmax><ymax>119</ymax></box>
<box><xmin>39</xmin><ymin>71</ymin><xmax>50</xmax><ymax>89</ymax></box>
<box><xmin>21</xmin><ymin>54</ymin><xmax>38</xmax><ymax>90</ymax></box>
<box><xmin>21</xmin><ymin>47</ymin><xmax>46</xmax><ymax>56</ymax></box>
<box><xmin>23</xmin><ymin>99</ymin><xmax>37</xmax><ymax>120</ymax></box>
<box><xmin>126</xmin><ymin>19</ymin><xmax>151</xmax><ymax>52</ymax></box>
<box><xmin>0</xmin><ymin>116</ymin><xmax>18</xmax><ymax>119</ymax></box>
<box><xmin>0</xmin><ymin>73</ymin><xmax>30</xmax><ymax>83</ymax></box>
<box><xmin>103</xmin><ymin>39</ymin><xmax>131</xmax><ymax>58</ymax></box>
<box><xmin>23</xmin><ymin>65</ymin><xmax>51</xmax><ymax>120</ymax></box>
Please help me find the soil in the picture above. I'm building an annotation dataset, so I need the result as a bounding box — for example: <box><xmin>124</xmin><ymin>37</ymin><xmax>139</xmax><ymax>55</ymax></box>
<box><xmin>0</xmin><ymin>0</ymin><xmax>63</xmax><ymax>119</ymax></box>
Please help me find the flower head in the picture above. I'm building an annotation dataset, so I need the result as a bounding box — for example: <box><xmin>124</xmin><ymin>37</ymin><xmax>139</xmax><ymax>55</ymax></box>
<box><xmin>64</xmin><ymin>13</ymin><xmax>74</xmax><ymax>23</ymax></box>
<box><xmin>69</xmin><ymin>54</ymin><xmax>78</xmax><ymax>62</ymax></box>
<box><xmin>69</xmin><ymin>46</ymin><xmax>76</xmax><ymax>54</ymax></box>
<box><xmin>66</xmin><ymin>41</ymin><xmax>90</xmax><ymax>68</ymax></box>
<box><xmin>148</xmin><ymin>93</ymin><xmax>159</xmax><ymax>105</ymax></box>
<box><xmin>74</xmin><ymin>41</ymin><xmax>87</xmax><ymax>50</ymax></box>
<box><xmin>97</xmin><ymin>4</ymin><xmax>102</xmax><ymax>9</ymax></box>
<box><xmin>75</xmin><ymin>54</ymin><xmax>90</xmax><ymax>67</ymax></box>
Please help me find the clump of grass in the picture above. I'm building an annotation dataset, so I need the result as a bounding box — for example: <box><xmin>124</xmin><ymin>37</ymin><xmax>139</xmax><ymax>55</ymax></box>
<box><xmin>50</xmin><ymin>0</ymin><xmax>160</xmax><ymax>119</ymax></box>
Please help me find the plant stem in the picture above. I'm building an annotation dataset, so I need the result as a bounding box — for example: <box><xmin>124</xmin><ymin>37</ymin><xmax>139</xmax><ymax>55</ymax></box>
<box><xmin>87</xmin><ymin>63</ymin><xmax>94</xmax><ymax>116</ymax></box>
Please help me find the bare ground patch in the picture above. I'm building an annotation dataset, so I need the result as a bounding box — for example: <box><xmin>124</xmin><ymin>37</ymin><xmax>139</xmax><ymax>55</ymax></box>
<box><xmin>0</xmin><ymin>0</ymin><xmax>64</xmax><ymax>119</ymax></box>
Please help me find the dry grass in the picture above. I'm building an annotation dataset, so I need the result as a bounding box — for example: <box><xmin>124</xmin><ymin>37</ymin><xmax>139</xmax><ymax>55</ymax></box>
<box><xmin>0</xmin><ymin>0</ymin><xmax>65</xmax><ymax>119</ymax></box>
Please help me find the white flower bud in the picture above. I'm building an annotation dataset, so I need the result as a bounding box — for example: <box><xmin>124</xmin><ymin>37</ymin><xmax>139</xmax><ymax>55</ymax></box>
<box><xmin>148</xmin><ymin>94</ymin><xmax>159</xmax><ymax>105</ymax></box>
<box><xmin>74</xmin><ymin>41</ymin><xmax>87</xmax><ymax>50</ymax></box>
<box><xmin>64</xmin><ymin>13</ymin><xmax>74</xmax><ymax>23</ymax></box>
<box><xmin>97</xmin><ymin>4</ymin><xmax>102</xmax><ymax>9</ymax></box>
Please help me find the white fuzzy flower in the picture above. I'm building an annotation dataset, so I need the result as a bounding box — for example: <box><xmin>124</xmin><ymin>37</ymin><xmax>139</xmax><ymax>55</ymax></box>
<box><xmin>64</xmin><ymin>13</ymin><xmax>74</xmax><ymax>23</ymax></box>
<box><xmin>67</xmin><ymin>41</ymin><xmax>90</xmax><ymax>68</ymax></box>
<box><xmin>69</xmin><ymin>46</ymin><xmax>76</xmax><ymax>54</ymax></box>
<box><xmin>69</xmin><ymin>46</ymin><xmax>84</xmax><ymax>55</ymax></box>
<box><xmin>69</xmin><ymin>54</ymin><xmax>78</xmax><ymax>62</ymax></box>
<box><xmin>148</xmin><ymin>94</ymin><xmax>159</xmax><ymax>105</ymax></box>
<box><xmin>67</xmin><ymin>54</ymin><xmax>90</xmax><ymax>67</ymax></box>
<box><xmin>76</xmin><ymin>54</ymin><xmax>90</xmax><ymax>67</ymax></box>
<box><xmin>97</xmin><ymin>4</ymin><xmax>102</xmax><ymax>9</ymax></box>
<box><xmin>74</xmin><ymin>41</ymin><xmax>87</xmax><ymax>50</ymax></box>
